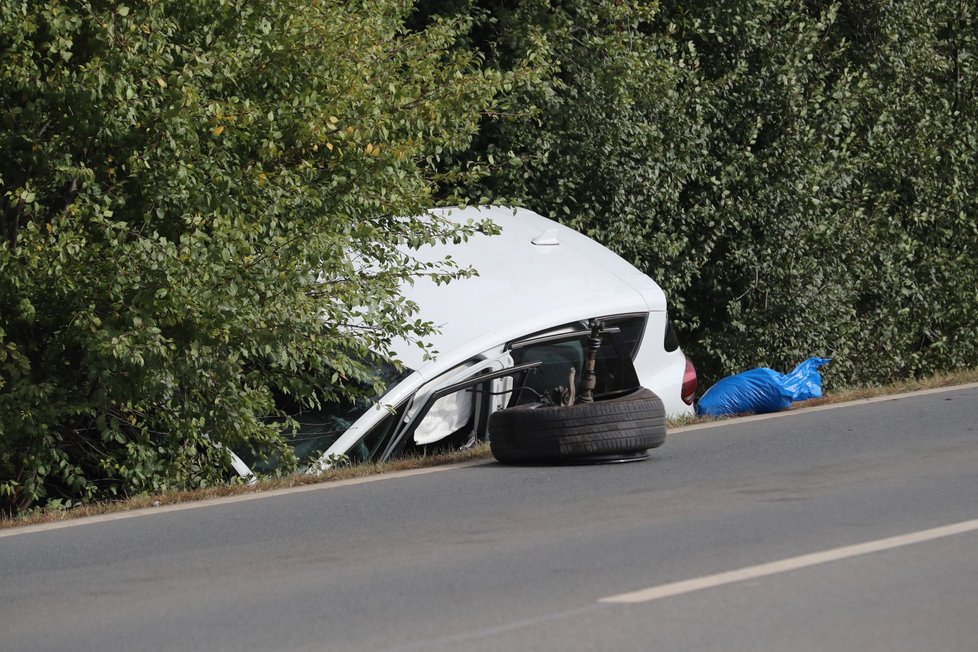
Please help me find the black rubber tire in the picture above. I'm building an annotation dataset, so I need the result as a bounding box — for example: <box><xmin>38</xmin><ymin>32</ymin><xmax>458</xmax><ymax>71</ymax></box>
<box><xmin>489</xmin><ymin>387</ymin><xmax>666</xmax><ymax>464</ymax></box>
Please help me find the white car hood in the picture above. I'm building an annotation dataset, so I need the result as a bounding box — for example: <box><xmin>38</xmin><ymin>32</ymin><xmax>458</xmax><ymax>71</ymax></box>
<box><xmin>389</xmin><ymin>206</ymin><xmax>667</xmax><ymax>375</ymax></box>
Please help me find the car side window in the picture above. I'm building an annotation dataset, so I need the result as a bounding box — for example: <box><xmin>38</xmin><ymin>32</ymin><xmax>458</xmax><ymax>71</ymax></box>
<box><xmin>509</xmin><ymin>315</ymin><xmax>646</xmax><ymax>405</ymax></box>
<box><xmin>365</xmin><ymin>360</ymin><xmax>508</xmax><ymax>461</ymax></box>
<box><xmin>510</xmin><ymin>340</ymin><xmax>584</xmax><ymax>404</ymax></box>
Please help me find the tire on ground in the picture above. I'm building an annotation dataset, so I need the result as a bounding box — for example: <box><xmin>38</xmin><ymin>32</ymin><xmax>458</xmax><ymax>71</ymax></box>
<box><xmin>489</xmin><ymin>387</ymin><xmax>666</xmax><ymax>464</ymax></box>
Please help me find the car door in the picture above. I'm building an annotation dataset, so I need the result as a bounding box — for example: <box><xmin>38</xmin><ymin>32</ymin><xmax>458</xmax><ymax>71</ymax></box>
<box><xmin>373</xmin><ymin>352</ymin><xmax>539</xmax><ymax>461</ymax></box>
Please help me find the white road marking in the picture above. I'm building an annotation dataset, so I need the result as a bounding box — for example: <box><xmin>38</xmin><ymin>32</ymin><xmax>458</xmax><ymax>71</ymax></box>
<box><xmin>600</xmin><ymin>517</ymin><xmax>978</xmax><ymax>604</ymax></box>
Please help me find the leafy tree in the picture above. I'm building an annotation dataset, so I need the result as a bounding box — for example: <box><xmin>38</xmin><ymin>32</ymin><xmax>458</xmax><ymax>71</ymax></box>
<box><xmin>653</xmin><ymin>1</ymin><xmax>871</xmax><ymax>380</ymax></box>
<box><xmin>833</xmin><ymin>0</ymin><xmax>978</xmax><ymax>381</ymax></box>
<box><xmin>0</xmin><ymin>0</ymin><xmax>503</xmax><ymax>514</ymax></box>
<box><xmin>425</xmin><ymin>0</ymin><xmax>978</xmax><ymax>388</ymax></box>
<box><xmin>663</xmin><ymin>0</ymin><xmax>978</xmax><ymax>384</ymax></box>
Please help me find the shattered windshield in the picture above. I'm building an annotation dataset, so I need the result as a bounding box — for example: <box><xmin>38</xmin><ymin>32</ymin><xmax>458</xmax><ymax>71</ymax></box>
<box><xmin>246</xmin><ymin>359</ymin><xmax>410</xmax><ymax>474</ymax></box>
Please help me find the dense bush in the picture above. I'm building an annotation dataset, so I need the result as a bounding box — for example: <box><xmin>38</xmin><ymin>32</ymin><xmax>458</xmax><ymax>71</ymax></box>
<box><xmin>423</xmin><ymin>0</ymin><xmax>978</xmax><ymax>387</ymax></box>
<box><xmin>4</xmin><ymin>0</ymin><xmax>977</xmax><ymax>515</ymax></box>
<box><xmin>0</xmin><ymin>0</ymin><xmax>503</xmax><ymax>514</ymax></box>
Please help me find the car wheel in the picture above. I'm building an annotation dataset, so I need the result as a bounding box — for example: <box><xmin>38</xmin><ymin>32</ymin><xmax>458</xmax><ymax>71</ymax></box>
<box><xmin>488</xmin><ymin>387</ymin><xmax>666</xmax><ymax>464</ymax></box>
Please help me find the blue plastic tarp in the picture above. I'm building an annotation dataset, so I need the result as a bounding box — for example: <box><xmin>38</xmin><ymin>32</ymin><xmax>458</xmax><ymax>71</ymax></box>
<box><xmin>696</xmin><ymin>357</ymin><xmax>831</xmax><ymax>417</ymax></box>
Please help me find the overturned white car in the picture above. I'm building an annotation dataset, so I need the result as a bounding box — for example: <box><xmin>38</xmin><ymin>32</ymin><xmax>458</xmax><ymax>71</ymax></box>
<box><xmin>236</xmin><ymin>206</ymin><xmax>696</xmax><ymax>475</ymax></box>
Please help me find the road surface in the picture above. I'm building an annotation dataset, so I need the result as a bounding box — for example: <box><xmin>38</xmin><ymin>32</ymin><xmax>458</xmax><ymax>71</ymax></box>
<box><xmin>2</xmin><ymin>385</ymin><xmax>977</xmax><ymax>651</ymax></box>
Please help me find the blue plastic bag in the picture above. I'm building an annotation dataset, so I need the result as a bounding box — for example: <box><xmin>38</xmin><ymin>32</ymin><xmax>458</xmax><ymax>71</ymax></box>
<box><xmin>696</xmin><ymin>357</ymin><xmax>830</xmax><ymax>417</ymax></box>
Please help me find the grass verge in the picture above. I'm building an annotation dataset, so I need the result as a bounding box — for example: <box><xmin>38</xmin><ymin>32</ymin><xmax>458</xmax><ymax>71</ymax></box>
<box><xmin>1</xmin><ymin>444</ymin><xmax>492</xmax><ymax>531</ymax></box>
<box><xmin>4</xmin><ymin>368</ymin><xmax>978</xmax><ymax>530</ymax></box>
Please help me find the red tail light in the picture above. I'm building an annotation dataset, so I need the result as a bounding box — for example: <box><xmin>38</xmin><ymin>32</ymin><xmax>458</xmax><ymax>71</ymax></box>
<box><xmin>681</xmin><ymin>356</ymin><xmax>697</xmax><ymax>405</ymax></box>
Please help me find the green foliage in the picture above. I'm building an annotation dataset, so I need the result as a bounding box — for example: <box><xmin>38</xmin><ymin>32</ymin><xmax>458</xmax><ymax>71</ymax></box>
<box><xmin>426</xmin><ymin>0</ymin><xmax>978</xmax><ymax>389</ymax></box>
<box><xmin>656</xmin><ymin>0</ymin><xmax>978</xmax><ymax>385</ymax></box>
<box><xmin>4</xmin><ymin>0</ymin><xmax>977</xmax><ymax>515</ymax></box>
<box><xmin>0</xmin><ymin>0</ymin><xmax>503</xmax><ymax>514</ymax></box>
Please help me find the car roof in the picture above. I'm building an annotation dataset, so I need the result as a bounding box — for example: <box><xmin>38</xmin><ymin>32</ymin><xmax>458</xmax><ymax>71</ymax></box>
<box><xmin>388</xmin><ymin>207</ymin><xmax>667</xmax><ymax>376</ymax></box>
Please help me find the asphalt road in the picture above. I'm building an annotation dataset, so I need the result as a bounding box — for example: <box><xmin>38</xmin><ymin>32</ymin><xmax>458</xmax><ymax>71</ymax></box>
<box><xmin>3</xmin><ymin>385</ymin><xmax>977</xmax><ymax>652</ymax></box>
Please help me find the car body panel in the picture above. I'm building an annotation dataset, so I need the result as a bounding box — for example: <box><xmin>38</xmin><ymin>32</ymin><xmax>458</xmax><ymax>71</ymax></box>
<box><xmin>303</xmin><ymin>206</ymin><xmax>693</xmax><ymax>471</ymax></box>
<box><xmin>388</xmin><ymin>207</ymin><xmax>667</xmax><ymax>374</ymax></box>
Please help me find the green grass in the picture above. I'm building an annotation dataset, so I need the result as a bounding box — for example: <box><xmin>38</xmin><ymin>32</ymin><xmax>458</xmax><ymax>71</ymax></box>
<box><xmin>4</xmin><ymin>368</ymin><xmax>978</xmax><ymax>530</ymax></box>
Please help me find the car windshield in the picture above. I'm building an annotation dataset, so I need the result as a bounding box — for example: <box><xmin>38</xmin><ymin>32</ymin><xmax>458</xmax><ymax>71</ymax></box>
<box><xmin>246</xmin><ymin>359</ymin><xmax>410</xmax><ymax>473</ymax></box>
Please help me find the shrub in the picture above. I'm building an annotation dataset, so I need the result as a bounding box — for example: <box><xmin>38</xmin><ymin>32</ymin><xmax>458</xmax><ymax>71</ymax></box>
<box><xmin>0</xmin><ymin>0</ymin><xmax>503</xmax><ymax>514</ymax></box>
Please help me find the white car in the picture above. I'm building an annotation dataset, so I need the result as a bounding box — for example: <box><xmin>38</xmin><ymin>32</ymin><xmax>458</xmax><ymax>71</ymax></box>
<box><xmin>235</xmin><ymin>206</ymin><xmax>696</xmax><ymax>475</ymax></box>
